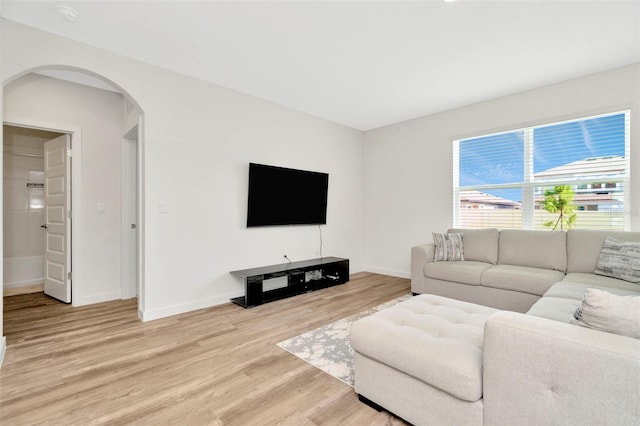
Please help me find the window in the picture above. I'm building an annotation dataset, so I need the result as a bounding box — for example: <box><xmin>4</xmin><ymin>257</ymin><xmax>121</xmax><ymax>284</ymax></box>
<box><xmin>453</xmin><ymin>111</ymin><xmax>630</xmax><ymax>230</ymax></box>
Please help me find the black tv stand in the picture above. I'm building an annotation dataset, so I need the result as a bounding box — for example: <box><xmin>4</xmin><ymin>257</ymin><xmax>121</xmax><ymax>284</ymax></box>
<box><xmin>229</xmin><ymin>257</ymin><xmax>349</xmax><ymax>308</ymax></box>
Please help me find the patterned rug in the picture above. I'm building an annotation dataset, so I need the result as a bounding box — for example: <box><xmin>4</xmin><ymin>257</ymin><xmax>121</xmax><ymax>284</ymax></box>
<box><xmin>277</xmin><ymin>294</ymin><xmax>412</xmax><ymax>387</ymax></box>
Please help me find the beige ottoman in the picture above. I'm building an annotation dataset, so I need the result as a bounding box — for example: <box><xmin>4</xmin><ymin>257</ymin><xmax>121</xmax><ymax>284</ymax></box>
<box><xmin>350</xmin><ymin>294</ymin><xmax>499</xmax><ymax>426</ymax></box>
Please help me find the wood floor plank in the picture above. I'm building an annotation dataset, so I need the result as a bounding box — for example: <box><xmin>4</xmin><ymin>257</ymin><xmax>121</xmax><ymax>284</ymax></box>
<box><xmin>3</xmin><ymin>284</ymin><xmax>44</xmax><ymax>297</ymax></box>
<box><xmin>1</xmin><ymin>272</ymin><xmax>409</xmax><ymax>425</ymax></box>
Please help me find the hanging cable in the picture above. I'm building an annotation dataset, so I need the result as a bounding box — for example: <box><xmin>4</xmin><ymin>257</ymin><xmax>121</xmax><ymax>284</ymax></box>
<box><xmin>319</xmin><ymin>224</ymin><xmax>323</xmax><ymax>258</ymax></box>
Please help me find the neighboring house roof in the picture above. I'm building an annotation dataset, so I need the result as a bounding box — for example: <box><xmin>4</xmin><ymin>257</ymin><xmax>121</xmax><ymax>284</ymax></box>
<box><xmin>461</xmin><ymin>157</ymin><xmax>625</xmax><ymax>209</ymax></box>
<box><xmin>534</xmin><ymin>156</ymin><xmax>625</xmax><ymax>180</ymax></box>
<box><xmin>460</xmin><ymin>190</ymin><xmax>522</xmax><ymax>208</ymax></box>
<box><xmin>534</xmin><ymin>192</ymin><xmax>624</xmax><ymax>207</ymax></box>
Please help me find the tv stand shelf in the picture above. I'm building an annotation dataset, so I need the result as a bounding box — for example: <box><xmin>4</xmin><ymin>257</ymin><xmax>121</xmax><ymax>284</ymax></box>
<box><xmin>230</xmin><ymin>257</ymin><xmax>349</xmax><ymax>308</ymax></box>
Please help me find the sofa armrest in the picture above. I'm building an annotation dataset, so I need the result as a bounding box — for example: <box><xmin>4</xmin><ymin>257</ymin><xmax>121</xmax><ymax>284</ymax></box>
<box><xmin>483</xmin><ymin>311</ymin><xmax>640</xmax><ymax>426</ymax></box>
<box><xmin>411</xmin><ymin>244</ymin><xmax>434</xmax><ymax>282</ymax></box>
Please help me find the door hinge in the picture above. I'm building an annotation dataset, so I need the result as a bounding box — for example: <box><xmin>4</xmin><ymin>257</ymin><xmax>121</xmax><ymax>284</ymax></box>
<box><xmin>68</xmin><ymin>271</ymin><xmax>72</xmax><ymax>281</ymax></box>
<box><xmin>67</xmin><ymin>149</ymin><xmax>72</xmax><ymax>158</ymax></box>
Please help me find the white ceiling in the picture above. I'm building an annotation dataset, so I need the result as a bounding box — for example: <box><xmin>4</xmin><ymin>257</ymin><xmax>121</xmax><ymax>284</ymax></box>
<box><xmin>2</xmin><ymin>1</ymin><xmax>639</xmax><ymax>130</ymax></box>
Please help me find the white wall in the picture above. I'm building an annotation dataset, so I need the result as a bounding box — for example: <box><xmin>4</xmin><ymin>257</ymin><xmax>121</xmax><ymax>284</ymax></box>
<box><xmin>363</xmin><ymin>63</ymin><xmax>640</xmax><ymax>277</ymax></box>
<box><xmin>137</xmin><ymin>66</ymin><xmax>364</xmax><ymax>320</ymax></box>
<box><xmin>1</xmin><ymin>20</ymin><xmax>365</xmax><ymax>321</ymax></box>
<box><xmin>4</xmin><ymin>74</ymin><xmax>126</xmax><ymax>304</ymax></box>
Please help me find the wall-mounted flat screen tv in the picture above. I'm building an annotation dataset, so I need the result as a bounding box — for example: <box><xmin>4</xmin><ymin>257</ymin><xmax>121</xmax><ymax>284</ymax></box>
<box><xmin>247</xmin><ymin>163</ymin><xmax>328</xmax><ymax>227</ymax></box>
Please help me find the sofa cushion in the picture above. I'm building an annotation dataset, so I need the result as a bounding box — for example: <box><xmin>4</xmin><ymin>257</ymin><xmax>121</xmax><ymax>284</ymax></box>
<box><xmin>562</xmin><ymin>272</ymin><xmax>640</xmax><ymax>291</ymax></box>
<box><xmin>527</xmin><ymin>296</ymin><xmax>580</xmax><ymax>323</ymax></box>
<box><xmin>594</xmin><ymin>237</ymin><xmax>640</xmax><ymax>283</ymax></box>
<box><xmin>424</xmin><ymin>261</ymin><xmax>493</xmax><ymax>286</ymax></box>
<box><xmin>572</xmin><ymin>288</ymin><xmax>640</xmax><ymax>338</ymax></box>
<box><xmin>529</xmin><ymin>282</ymin><xmax>640</xmax><ymax>325</ymax></box>
<box><xmin>432</xmin><ymin>232</ymin><xmax>464</xmax><ymax>261</ymax></box>
<box><xmin>545</xmin><ymin>281</ymin><xmax>640</xmax><ymax>300</ymax></box>
<box><xmin>350</xmin><ymin>294</ymin><xmax>498</xmax><ymax>402</ymax></box>
<box><xmin>481</xmin><ymin>264</ymin><xmax>564</xmax><ymax>296</ymax></box>
<box><xmin>497</xmin><ymin>229</ymin><xmax>566</xmax><ymax>272</ymax></box>
<box><xmin>448</xmin><ymin>228</ymin><xmax>499</xmax><ymax>264</ymax></box>
<box><xmin>566</xmin><ymin>229</ymin><xmax>640</xmax><ymax>273</ymax></box>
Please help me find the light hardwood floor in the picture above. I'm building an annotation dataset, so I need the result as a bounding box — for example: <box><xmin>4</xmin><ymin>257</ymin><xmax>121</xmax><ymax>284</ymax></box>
<box><xmin>3</xmin><ymin>284</ymin><xmax>44</xmax><ymax>297</ymax></box>
<box><xmin>1</xmin><ymin>272</ymin><xmax>410</xmax><ymax>425</ymax></box>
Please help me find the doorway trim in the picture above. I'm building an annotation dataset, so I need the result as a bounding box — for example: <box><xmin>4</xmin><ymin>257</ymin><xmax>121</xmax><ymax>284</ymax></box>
<box><xmin>121</xmin><ymin>120</ymin><xmax>140</xmax><ymax>300</ymax></box>
<box><xmin>2</xmin><ymin>68</ymin><xmax>146</xmax><ymax>337</ymax></box>
<box><xmin>3</xmin><ymin>119</ymin><xmax>83</xmax><ymax>306</ymax></box>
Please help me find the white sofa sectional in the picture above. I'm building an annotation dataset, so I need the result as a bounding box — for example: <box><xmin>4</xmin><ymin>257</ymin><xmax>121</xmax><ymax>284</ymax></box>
<box><xmin>411</xmin><ymin>228</ymin><xmax>640</xmax><ymax>312</ymax></box>
<box><xmin>351</xmin><ymin>228</ymin><xmax>640</xmax><ymax>426</ymax></box>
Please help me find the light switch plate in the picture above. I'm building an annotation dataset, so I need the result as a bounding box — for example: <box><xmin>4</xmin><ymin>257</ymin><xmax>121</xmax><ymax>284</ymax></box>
<box><xmin>97</xmin><ymin>202</ymin><xmax>105</xmax><ymax>214</ymax></box>
<box><xmin>159</xmin><ymin>202</ymin><xmax>169</xmax><ymax>213</ymax></box>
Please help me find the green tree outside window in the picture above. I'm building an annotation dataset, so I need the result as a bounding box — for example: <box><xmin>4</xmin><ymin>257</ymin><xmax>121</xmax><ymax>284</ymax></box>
<box><xmin>541</xmin><ymin>185</ymin><xmax>577</xmax><ymax>231</ymax></box>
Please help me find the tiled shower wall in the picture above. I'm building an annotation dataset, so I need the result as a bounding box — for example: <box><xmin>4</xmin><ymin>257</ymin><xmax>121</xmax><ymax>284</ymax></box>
<box><xmin>3</xmin><ymin>138</ymin><xmax>45</xmax><ymax>288</ymax></box>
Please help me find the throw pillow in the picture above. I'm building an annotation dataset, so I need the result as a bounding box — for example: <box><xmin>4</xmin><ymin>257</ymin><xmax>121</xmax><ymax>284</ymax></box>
<box><xmin>572</xmin><ymin>288</ymin><xmax>640</xmax><ymax>339</ymax></box>
<box><xmin>594</xmin><ymin>237</ymin><xmax>640</xmax><ymax>283</ymax></box>
<box><xmin>432</xmin><ymin>232</ymin><xmax>464</xmax><ymax>262</ymax></box>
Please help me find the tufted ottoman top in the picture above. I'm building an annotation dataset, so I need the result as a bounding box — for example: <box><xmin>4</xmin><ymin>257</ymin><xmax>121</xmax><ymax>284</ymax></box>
<box><xmin>351</xmin><ymin>294</ymin><xmax>499</xmax><ymax>402</ymax></box>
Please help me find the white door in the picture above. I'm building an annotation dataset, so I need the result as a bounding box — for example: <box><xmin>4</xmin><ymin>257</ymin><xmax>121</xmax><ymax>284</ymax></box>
<box><xmin>122</xmin><ymin>130</ymin><xmax>138</xmax><ymax>299</ymax></box>
<box><xmin>44</xmin><ymin>134</ymin><xmax>72</xmax><ymax>303</ymax></box>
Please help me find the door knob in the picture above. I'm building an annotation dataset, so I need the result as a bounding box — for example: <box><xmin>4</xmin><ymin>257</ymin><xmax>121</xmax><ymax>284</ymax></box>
<box><xmin>41</xmin><ymin>224</ymin><xmax>48</xmax><ymax>229</ymax></box>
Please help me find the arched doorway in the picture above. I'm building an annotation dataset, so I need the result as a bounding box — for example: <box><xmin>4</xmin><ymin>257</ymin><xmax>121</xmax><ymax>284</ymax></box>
<box><xmin>2</xmin><ymin>66</ymin><xmax>145</xmax><ymax>317</ymax></box>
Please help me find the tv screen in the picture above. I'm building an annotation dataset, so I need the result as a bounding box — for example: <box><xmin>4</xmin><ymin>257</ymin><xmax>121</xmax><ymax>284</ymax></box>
<box><xmin>247</xmin><ymin>163</ymin><xmax>328</xmax><ymax>227</ymax></box>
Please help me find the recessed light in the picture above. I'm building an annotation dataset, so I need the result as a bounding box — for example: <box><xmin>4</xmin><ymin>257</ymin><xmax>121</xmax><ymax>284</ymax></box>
<box><xmin>57</xmin><ymin>5</ymin><xmax>79</xmax><ymax>22</ymax></box>
<box><xmin>443</xmin><ymin>0</ymin><xmax>457</xmax><ymax>3</ymax></box>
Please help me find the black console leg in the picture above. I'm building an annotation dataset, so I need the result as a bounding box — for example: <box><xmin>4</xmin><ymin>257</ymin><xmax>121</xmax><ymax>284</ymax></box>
<box><xmin>358</xmin><ymin>394</ymin><xmax>415</xmax><ymax>425</ymax></box>
<box><xmin>357</xmin><ymin>394</ymin><xmax>384</xmax><ymax>412</ymax></box>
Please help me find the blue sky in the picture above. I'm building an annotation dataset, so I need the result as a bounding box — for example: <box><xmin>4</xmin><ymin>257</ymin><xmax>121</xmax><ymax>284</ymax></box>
<box><xmin>459</xmin><ymin>113</ymin><xmax>626</xmax><ymax>202</ymax></box>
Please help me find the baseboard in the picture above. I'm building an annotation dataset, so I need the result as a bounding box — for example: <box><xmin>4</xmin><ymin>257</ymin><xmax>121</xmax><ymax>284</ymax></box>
<box><xmin>3</xmin><ymin>278</ymin><xmax>44</xmax><ymax>289</ymax></box>
<box><xmin>363</xmin><ymin>266</ymin><xmax>410</xmax><ymax>279</ymax></box>
<box><xmin>139</xmin><ymin>291</ymin><xmax>243</xmax><ymax>322</ymax></box>
<box><xmin>0</xmin><ymin>336</ymin><xmax>7</xmax><ymax>369</ymax></box>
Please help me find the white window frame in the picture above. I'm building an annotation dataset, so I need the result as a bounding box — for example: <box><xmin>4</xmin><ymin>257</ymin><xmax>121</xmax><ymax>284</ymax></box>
<box><xmin>453</xmin><ymin>110</ymin><xmax>631</xmax><ymax>230</ymax></box>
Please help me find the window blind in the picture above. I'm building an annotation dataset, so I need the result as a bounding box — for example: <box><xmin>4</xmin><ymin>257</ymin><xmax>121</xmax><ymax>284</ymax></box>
<box><xmin>453</xmin><ymin>111</ymin><xmax>629</xmax><ymax>231</ymax></box>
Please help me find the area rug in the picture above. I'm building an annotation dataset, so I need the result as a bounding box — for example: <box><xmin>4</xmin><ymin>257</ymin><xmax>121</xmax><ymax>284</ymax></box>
<box><xmin>276</xmin><ymin>294</ymin><xmax>412</xmax><ymax>387</ymax></box>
